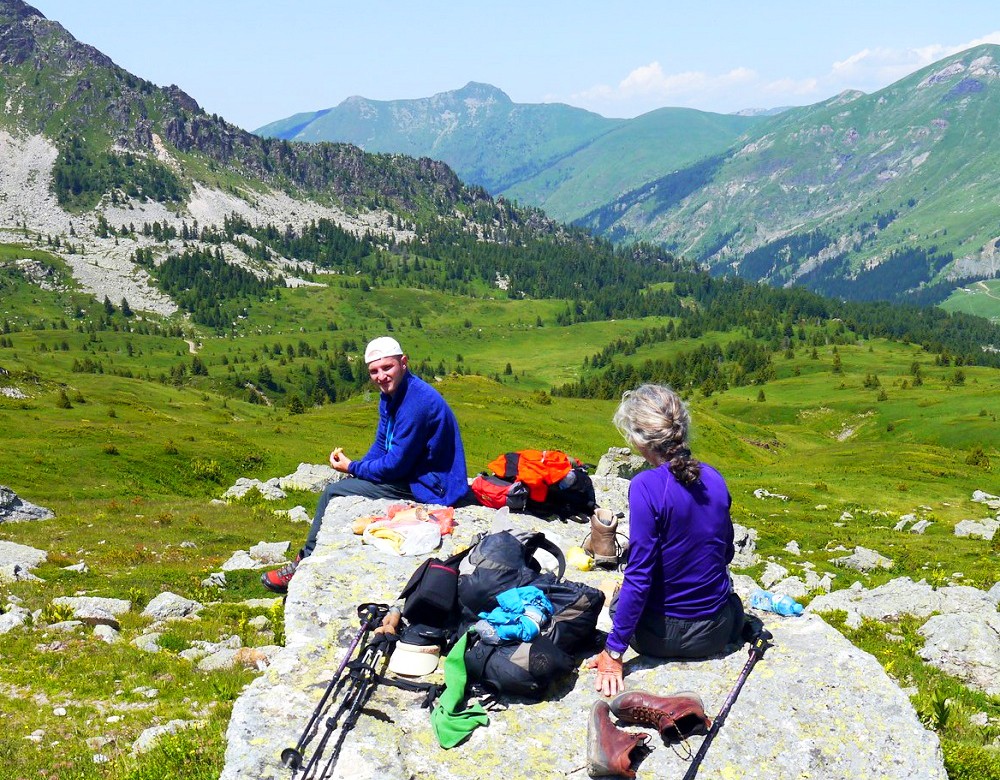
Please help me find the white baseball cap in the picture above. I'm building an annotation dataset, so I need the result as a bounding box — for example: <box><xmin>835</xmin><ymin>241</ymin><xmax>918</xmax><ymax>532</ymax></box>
<box><xmin>364</xmin><ymin>336</ymin><xmax>404</xmax><ymax>364</ymax></box>
<box><xmin>387</xmin><ymin>640</ymin><xmax>441</xmax><ymax>677</ymax></box>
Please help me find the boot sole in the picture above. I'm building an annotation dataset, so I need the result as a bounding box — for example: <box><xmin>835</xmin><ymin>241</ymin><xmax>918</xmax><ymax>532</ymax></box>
<box><xmin>587</xmin><ymin>701</ymin><xmax>613</xmax><ymax>777</ymax></box>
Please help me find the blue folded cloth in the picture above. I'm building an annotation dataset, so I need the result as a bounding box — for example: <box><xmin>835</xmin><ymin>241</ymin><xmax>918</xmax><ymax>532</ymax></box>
<box><xmin>477</xmin><ymin>585</ymin><xmax>554</xmax><ymax>643</ymax></box>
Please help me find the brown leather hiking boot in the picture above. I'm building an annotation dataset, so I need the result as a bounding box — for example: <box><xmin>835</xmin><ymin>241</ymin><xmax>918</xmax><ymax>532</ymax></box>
<box><xmin>609</xmin><ymin>690</ymin><xmax>711</xmax><ymax>742</ymax></box>
<box><xmin>587</xmin><ymin>700</ymin><xmax>649</xmax><ymax>778</ymax></box>
<box><xmin>583</xmin><ymin>508</ymin><xmax>620</xmax><ymax>567</ymax></box>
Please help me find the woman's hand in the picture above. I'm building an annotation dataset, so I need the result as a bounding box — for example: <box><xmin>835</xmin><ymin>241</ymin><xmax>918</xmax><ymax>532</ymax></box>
<box><xmin>587</xmin><ymin>650</ymin><xmax>624</xmax><ymax>697</ymax></box>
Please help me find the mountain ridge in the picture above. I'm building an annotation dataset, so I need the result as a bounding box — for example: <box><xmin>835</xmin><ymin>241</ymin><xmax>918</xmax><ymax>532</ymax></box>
<box><xmin>581</xmin><ymin>44</ymin><xmax>1000</xmax><ymax>305</ymax></box>
<box><xmin>0</xmin><ymin>0</ymin><xmax>590</xmax><ymax>312</ymax></box>
<box><xmin>255</xmin><ymin>46</ymin><xmax>1000</xmax><ymax>311</ymax></box>
<box><xmin>255</xmin><ymin>81</ymin><xmax>761</xmax><ymax>220</ymax></box>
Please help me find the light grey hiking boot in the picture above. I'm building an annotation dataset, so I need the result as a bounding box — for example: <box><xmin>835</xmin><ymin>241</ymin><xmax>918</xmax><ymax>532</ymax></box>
<box><xmin>584</xmin><ymin>508</ymin><xmax>621</xmax><ymax>567</ymax></box>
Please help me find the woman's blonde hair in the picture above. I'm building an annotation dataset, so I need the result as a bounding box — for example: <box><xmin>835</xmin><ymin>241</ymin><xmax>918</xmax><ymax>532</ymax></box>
<box><xmin>613</xmin><ymin>384</ymin><xmax>701</xmax><ymax>484</ymax></box>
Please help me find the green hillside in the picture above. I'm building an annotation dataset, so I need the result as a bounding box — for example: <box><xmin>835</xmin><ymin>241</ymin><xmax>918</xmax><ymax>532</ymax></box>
<box><xmin>579</xmin><ymin>45</ymin><xmax>1000</xmax><ymax>311</ymax></box>
<box><xmin>255</xmin><ymin>82</ymin><xmax>761</xmax><ymax>223</ymax></box>
<box><xmin>501</xmin><ymin>107</ymin><xmax>759</xmax><ymax>221</ymax></box>
<box><xmin>2</xmin><ymin>248</ymin><xmax>1000</xmax><ymax>777</ymax></box>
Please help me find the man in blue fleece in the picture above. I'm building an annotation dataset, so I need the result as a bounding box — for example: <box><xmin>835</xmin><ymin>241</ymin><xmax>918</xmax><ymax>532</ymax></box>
<box><xmin>262</xmin><ymin>336</ymin><xmax>470</xmax><ymax>593</ymax></box>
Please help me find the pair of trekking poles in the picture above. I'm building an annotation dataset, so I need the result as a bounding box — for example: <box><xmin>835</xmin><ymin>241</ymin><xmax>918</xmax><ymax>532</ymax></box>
<box><xmin>281</xmin><ymin>602</ymin><xmax>394</xmax><ymax>780</ymax></box>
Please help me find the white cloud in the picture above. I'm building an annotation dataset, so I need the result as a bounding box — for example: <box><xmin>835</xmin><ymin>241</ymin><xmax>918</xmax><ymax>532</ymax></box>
<box><xmin>825</xmin><ymin>32</ymin><xmax>1000</xmax><ymax>93</ymax></box>
<box><xmin>573</xmin><ymin>62</ymin><xmax>759</xmax><ymax>115</ymax></box>
<box><xmin>570</xmin><ymin>32</ymin><xmax>1000</xmax><ymax>117</ymax></box>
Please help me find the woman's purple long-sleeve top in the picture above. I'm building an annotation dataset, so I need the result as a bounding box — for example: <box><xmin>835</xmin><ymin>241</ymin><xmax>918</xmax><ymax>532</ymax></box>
<box><xmin>606</xmin><ymin>462</ymin><xmax>735</xmax><ymax>655</ymax></box>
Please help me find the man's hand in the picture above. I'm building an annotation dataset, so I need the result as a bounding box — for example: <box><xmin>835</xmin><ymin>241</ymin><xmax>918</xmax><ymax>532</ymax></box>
<box><xmin>330</xmin><ymin>447</ymin><xmax>352</xmax><ymax>473</ymax></box>
<box><xmin>587</xmin><ymin>650</ymin><xmax>625</xmax><ymax>697</ymax></box>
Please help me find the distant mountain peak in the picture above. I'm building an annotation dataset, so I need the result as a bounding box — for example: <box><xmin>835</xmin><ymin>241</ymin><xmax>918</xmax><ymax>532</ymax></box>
<box><xmin>0</xmin><ymin>0</ymin><xmax>44</xmax><ymax>22</ymax></box>
<box><xmin>454</xmin><ymin>81</ymin><xmax>512</xmax><ymax>103</ymax></box>
<box><xmin>1</xmin><ymin>0</ymin><xmax>116</xmax><ymax>72</ymax></box>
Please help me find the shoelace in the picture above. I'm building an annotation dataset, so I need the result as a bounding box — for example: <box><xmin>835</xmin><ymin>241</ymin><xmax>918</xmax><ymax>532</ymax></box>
<box><xmin>273</xmin><ymin>560</ymin><xmax>298</xmax><ymax>580</ymax></box>
<box><xmin>621</xmin><ymin>704</ymin><xmax>672</xmax><ymax>731</ymax></box>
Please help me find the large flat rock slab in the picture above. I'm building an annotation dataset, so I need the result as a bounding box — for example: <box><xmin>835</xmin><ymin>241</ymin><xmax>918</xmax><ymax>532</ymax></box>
<box><xmin>221</xmin><ymin>497</ymin><xmax>945</xmax><ymax>780</ymax></box>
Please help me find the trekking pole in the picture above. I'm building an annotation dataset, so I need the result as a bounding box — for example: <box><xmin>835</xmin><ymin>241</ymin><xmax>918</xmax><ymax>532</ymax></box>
<box><xmin>312</xmin><ymin>632</ymin><xmax>394</xmax><ymax>780</ymax></box>
<box><xmin>681</xmin><ymin>628</ymin><xmax>773</xmax><ymax>780</ymax></box>
<box><xmin>281</xmin><ymin>602</ymin><xmax>389</xmax><ymax>773</ymax></box>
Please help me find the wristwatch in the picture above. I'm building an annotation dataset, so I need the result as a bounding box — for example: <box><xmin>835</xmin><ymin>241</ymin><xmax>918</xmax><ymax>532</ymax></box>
<box><xmin>605</xmin><ymin>648</ymin><xmax>624</xmax><ymax>661</ymax></box>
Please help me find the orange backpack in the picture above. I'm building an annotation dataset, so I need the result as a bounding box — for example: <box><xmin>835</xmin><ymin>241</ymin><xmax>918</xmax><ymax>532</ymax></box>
<box><xmin>487</xmin><ymin>449</ymin><xmax>578</xmax><ymax>503</ymax></box>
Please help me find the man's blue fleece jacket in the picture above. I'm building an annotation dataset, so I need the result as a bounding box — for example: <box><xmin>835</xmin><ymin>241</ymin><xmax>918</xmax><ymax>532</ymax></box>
<box><xmin>348</xmin><ymin>371</ymin><xmax>469</xmax><ymax>505</ymax></box>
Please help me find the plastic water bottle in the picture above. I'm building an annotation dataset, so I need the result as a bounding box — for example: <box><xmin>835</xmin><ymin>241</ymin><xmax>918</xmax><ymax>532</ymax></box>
<box><xmin>749</xmin><ymin>589</ymin><xmax>803</xmax><ymax>616</ymax></box>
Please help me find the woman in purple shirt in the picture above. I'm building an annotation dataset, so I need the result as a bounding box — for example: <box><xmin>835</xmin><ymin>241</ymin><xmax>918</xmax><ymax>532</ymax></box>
<box><xmin>590</xmin><ymin>384</ymin><xmax>745</xmax><ymax>697</ymax></box>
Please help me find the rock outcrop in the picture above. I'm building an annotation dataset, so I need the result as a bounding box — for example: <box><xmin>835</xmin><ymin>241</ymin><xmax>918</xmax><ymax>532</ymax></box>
<box><xmin>0</xmin><ymin>539</ymin><xmax>47</xmax><ymax>584</ymax></box>
<box><xmin>809</xmin><ymin>576</ymin><xmax>1000</xmax><ymax>697</ymax></box>
<box><xmin>0</xmin><ymin>485</ymin><xmax>54</xmax><ymax>522</ymax></box>
<box><xmin>221</xmin><ymin>496</ymin><xmax>946</xmax><ymax>780</ymax></box>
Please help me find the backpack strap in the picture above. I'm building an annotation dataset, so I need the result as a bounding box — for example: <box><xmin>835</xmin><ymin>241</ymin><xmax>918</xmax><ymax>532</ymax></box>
<box><xmin>519</xmin><ymin>531</ymin><xmax>566</xmax><ymax>581</ymax></box>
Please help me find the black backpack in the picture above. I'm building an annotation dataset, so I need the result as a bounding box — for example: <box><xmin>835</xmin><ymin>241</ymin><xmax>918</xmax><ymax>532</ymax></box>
<box><xmin>533</xmin><ymin>466</ymin><xmax>597</xmax><ymax>518</ymax></box>
<box><xmin>456</xmin><ymin>530</ymin><xmax>565</xmax><ymax>620</ymax></box>
<box><xmin>457</xmin><ymin>531</ymin><xmax>604</xmax><ymax>700</ymax></box>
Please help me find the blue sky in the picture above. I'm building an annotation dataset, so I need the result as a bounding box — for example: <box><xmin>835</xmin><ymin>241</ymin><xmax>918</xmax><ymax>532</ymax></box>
<box><xmin>28</xmin><ymin>1</ymin><xmax>1000</xmax><ymax>131</ymax></box>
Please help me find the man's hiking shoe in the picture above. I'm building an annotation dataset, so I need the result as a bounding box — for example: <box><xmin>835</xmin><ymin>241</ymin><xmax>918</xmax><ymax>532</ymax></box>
<box><xmin>609</xmin><ymin>690</ymin><xmax>711</xmax><ymax>743</ymax></box>
<box><xmin>587</xmin><ymin>700</ymin><xmax>649</xmax><ymax>778</ymax></box>
<box><xmin>261</xmin><ymin>556</ymin><xmax>300</xmax><ymax>594</ymax></box>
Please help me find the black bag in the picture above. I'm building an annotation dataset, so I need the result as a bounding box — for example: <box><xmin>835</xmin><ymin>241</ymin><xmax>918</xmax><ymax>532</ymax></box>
<box><xmin>535</xmin><ymin>466</ymin><xmax>597</xmax><ymax>518</ymax></box>
<box><xmin>464</xmin><ymin>634</ymin><xmax>574</xmax><ymax>700</ymax></box>
<box><xmin>398</xmin><ymin>555</ymin><xmax>462</xmax><ymax>629</ymax></box>
<box><xmin>532</xmin><ymin>573</ymin><xmax>605</xmax><ymax>654</ymax></box>
<box><xmin>455</xmin><ymin>531</ymin><xmax>604</xmax><ymax>700</ymax></box>
<box><xmin>456</xmin><ymin>530</ymin><xmax>566</xmax><ymax>619</ymax></box>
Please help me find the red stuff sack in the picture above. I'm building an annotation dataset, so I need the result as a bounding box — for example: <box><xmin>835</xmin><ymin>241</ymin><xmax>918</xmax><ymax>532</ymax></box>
<box><xmin>470</xmin><ymin>474</ymin><xmax>529</xmax><ymax>511</ymax></box>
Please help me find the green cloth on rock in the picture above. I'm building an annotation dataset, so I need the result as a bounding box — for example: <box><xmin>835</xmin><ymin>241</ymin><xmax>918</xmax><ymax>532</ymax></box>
<box><xmin>430</xmin><ymin>631</ymin><xmax>489</xmax><ymax>748</ymax></box>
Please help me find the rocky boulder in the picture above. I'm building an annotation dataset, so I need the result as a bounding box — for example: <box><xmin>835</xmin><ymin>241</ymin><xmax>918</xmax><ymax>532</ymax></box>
<box><xmin>919</xmin><ymin>611</ymin><xmax>1000</xmax><ymax>696</ymax></box>
<box><xmin>830</xmin><ymin>545</ymin><xmax>893</xmax><ymax>572</ymax></box>
<box><xmin>809</xmin><ymin>577</ymin><xmax>1000</xmax><ymax>697</ymax></box>
<box><xmin>594</xmin><ymin>447</ymin><xmax>645</xmax><ymax>478</ymax></box>
<box><xmin>221</xmin><ymin>541</ymin><xmax>292</xmax><ymax>571</ymax></box>
<box><xmin>0</xmin><ymin>540</ymin><xmax>47</xmax><ymax>584</ymax></box>
<box><xmin>223</xmin><ymin>477</ymin><xmax>287</xmax><ymax>502</ymax></box>
<box><xmin>971</xmin><ymin>489</ymin><xmax>1000</xmax><ymax>512</ymax></box>
<box><xmin>277</xmin><ymin>463</ymin><xmax>340</xmax><ymax>493</ymax></box>
<box><xmin>141</xmin><ymin>592</ymin><xmax>203</xmax><ymax>620</ymax></box>
<box><xmin>0</xmin><ymin>485</ymin><xmax>54</xmax><ymax>522</ymax></box>
<box><xmin>954</xmin><ymin>518</ymin><xmax>999</xmax><ymax>540</ymax></box>
<box><xmin>220</xmin><ymin>497</ymin><xmax>945</xmax><ymax>780</ymax></box>
<box><xmin>808</xmin><ymin>577</ymin><xmax>996</xmax><ymax>628</ymax></box>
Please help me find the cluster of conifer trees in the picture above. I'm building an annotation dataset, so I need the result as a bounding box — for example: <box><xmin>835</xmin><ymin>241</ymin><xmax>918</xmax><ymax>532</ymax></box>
<box><xmin>53</xmin><ymin>135</ymin><xmax>185</xmax><ymax>209</ymax></box>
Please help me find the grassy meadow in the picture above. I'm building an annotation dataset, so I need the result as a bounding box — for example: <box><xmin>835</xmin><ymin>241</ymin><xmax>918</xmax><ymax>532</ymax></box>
<box><xmin>1</xmin><ymin>255</ymin><xmax>999</xmax><ymax>779</ymax></box>
<box><xmin>942</xmin><ymin>278</ymin><xmax>1000</xmax><ymax>323</ymax></box>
